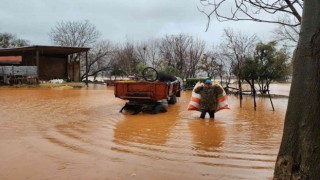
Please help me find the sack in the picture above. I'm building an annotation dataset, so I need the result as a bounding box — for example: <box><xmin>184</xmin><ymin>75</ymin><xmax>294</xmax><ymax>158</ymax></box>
<box><xmin>187</xmin><ymin>82</ymin><xmax>230</xmax><ymax>112</ymax></box>
<box><xmin>215</xmin><ymin>83</ymin><xmax>230</xmax><ymax>112</ymax></box>
<box><xmin>187</xmin><ymin>82</ymin><xmax>202</xmax><ymax>111</ymax></box>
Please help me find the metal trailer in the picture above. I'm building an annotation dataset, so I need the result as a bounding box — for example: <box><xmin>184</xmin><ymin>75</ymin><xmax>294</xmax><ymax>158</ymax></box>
<box><xmin>114</xmin><ymin>80</ymin><xmax>181</xmax><ymax>114</ymax></box>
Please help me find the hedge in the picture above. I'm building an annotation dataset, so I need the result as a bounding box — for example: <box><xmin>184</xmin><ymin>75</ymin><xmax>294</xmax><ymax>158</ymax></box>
<box><xmin>185</xmin><ymin>78</ymin><xmax>209</xmax><ymax>90</ymax></box>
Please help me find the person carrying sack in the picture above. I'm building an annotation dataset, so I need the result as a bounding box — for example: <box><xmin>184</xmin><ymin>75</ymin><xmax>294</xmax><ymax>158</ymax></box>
<box><xmin>194</xmin><ymin>79</ymin><xmax>223</xmax><ymax>119</ymax></box>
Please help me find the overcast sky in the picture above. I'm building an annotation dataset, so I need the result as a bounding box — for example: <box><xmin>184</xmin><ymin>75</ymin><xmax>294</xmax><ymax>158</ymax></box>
<box><xmin>0</xmin><ymin>0</ymin><xmax>277</xmax><ymax>47</ymax></box>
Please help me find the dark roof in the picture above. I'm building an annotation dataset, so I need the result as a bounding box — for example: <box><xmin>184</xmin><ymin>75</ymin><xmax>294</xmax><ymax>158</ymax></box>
<box><xmin>0</xmin><ymin>45</ymin><xmax>90</xmax><ymax>56</ymax></box>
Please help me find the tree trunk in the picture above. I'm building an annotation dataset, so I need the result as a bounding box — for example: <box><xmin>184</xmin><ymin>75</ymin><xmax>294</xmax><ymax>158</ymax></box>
<box><xmin>252</xmin><ymin>79</ymin><xmax>256</xmax><ymax>111</ymax></box>
<box><xmin>274</xmin><ymin>0</ymin><xmax>320</xmax><ymax>179</ymax></box>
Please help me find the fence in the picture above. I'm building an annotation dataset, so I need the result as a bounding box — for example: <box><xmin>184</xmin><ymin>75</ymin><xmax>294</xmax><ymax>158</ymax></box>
<box><xmin>0</xmin><ymin>66</ymin><xmax>38</xmax><ymax>85</ymax></box>
<box><xmin>0</xmin><ymin>66</ymin><xmax>37</xmax><ymax>76</ymax></box>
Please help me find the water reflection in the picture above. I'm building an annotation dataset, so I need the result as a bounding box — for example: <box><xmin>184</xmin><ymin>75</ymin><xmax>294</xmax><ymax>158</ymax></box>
<box><xmin>113</xmin><ymin>114</ymin><xmax>177</xmax><ymax>146</ymax></box>
<box><xmin>188</xmin><ymin>120</ymin><xmax>225</xmax><ymax>152</ymax></box>
<box><xmin>225</xmin><ymin>96</ymin><xmax>286</xmax><ymax>149</ymax></box>
<box><xmin>112</xmin><ymin>103</ymin><xmax>181</xmax><ymax>162</ymax></box>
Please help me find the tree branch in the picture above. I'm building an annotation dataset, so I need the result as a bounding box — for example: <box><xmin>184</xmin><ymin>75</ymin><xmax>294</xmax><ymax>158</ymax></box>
<box><xmin>198</xmin><ymin>0</ymin><xmax>303</xmax><ymax>31</ymax></box>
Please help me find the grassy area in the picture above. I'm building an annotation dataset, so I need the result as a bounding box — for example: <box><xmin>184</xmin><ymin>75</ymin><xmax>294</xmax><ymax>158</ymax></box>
<box><xmin>40</xmin><ymin>82</ymin><xmax>85</xmax><ymax>88</ymax></box>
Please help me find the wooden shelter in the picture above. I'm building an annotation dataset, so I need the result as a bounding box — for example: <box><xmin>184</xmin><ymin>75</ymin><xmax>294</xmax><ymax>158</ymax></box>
<box><xmin>0</xmin><ymin>45</ymin><xmax>90</xmax><ymax>85</ymax></box>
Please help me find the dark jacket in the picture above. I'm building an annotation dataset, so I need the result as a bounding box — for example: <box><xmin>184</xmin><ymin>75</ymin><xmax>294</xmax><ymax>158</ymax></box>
<box><xmin>194</xmin><ymin>85</ymin><xmax>223</xmax><ymax>111</ymax></box>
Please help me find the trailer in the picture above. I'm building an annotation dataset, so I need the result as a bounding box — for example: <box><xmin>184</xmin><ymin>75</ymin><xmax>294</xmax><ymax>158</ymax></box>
<box><xmin>114</xmin><ymin>79</ymin><xmax>181</xmax><ymax>114</ymax></box>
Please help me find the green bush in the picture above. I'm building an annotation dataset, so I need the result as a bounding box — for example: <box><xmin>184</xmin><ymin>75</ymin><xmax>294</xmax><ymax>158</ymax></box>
<box><xmin>185</xmin><ymin>78</ymin><xmax>209</xmax><ymax>89</ymax></box>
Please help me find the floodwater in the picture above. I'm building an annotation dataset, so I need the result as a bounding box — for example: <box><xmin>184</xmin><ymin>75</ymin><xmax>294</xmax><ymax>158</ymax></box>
<box><xmin>0</xmin><ymin>83</ymin><xmax>290</xmax><ymax>180</ymax></box>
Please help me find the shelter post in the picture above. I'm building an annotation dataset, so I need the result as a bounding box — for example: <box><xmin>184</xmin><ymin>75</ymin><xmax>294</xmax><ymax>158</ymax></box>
<box><xmin>86</xmin><ymin>51</ymin><xmax>88</xmax><ymax>87</ymax></box>
<box><xmin>36</xmin><ymin>49</ymin><xmax>39</xmax><ymax>77</ymax></box>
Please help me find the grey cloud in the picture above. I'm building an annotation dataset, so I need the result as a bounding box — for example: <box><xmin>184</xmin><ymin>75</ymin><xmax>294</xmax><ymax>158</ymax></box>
<box><xmin>0</xmin><ymin>0</ymin><xmax>275</xmax><ymax>46</ymax></box>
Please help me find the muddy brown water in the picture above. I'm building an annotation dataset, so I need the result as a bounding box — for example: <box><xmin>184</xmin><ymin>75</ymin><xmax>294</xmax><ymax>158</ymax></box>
<box><xmin>0</xmin><ymin>84</ymin><xmax>290</xmax><ymax>179</ymax></box>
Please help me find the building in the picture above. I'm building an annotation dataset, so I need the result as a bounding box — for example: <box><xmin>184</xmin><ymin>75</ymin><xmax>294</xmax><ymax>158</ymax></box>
<box><xmin>0</xmin><ymin>45</ymin><xmax>90</xmax><ymax>85</ymax></box>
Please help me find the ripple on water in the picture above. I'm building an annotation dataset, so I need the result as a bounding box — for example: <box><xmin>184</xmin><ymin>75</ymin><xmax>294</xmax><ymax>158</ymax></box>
<box><xmin>0</xmin><ymin>86</ymin><xmax>288</xmax><ymax>179</ymax></box>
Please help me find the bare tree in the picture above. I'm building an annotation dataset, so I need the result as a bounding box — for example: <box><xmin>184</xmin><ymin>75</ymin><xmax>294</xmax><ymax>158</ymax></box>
<box><xmin>136</xmin><ymin>39</ymin><xmax>162</xmax><ymax>68</ymax></box>
<box><xmin>159</xmin><ymin>35</ymin><xmax>175</xmax><ymax>68</ymax></box>
<box><xmin>185</xmin><ymin>37</ymin><xmax>206</xmax><ymax>78</ymax></box>
<box><xmin>215</xmin><ymin>42</ymin><xmax>239</xmax><ymax>89</ymax></box>
<box><xmin>173</xmin><ymin>34</ymin><xmax>191</xmax><ymax>77</ymax></box>
<box><xmin>159</xmin><ymin>34</ymin><xmax>197</xmax><ymax>79</ymax></box>
<box><xmin>212</xmin><ymin>52</ymin><xmax>228</xmax><ymax>86</ymax></box>
<box><xmin>273</xmin><ymin>15</ymin><xmax>300</xmax><ymax>48</ymax></box>
<box><xmin>113</xmin><ymin>41</ymin><xmax>141</xmax><ymax>76</ymax></box>
<box><xmin>198</xmin><ymin>0</ymin><xmax>302</xmax><ymax>31</ymax></box>
<box><xmin>134</xmin><ymin>34</ymin><xmax>206</xmax><ymax>79</ymax></box>
<box><xmin>136</xmin><ymin>42</ymin><xmax>148</xmax><ymax>65</ymax></box>
<box><xmin>161</xmin><ymin>34</ymin><xmax>190</xmax><ymax>68</ymax></box>
<box><xmin>80</xmin><ymin>40</ymin><xmax>113</xmax><ymax>81</ymax></box>
<box><xmin>220</xmin><ymin>28</ymin><xmax>257</xmax><ymax>107</ymax></box>
<box><xmin>199</xmin><ymin>0</ymin><xmax>320</xmax><ymax>179</ymax></box>
<box><xmin>216</xmin><ymin>48</ymin><xmax>235</xmax><ymax>89</ymax></box>
<box><xmin>49</xmin><ymin>20</ymin><xmax>100</xmax><ymax>47</ymax></box>
<box><xmin>135</xmin><ymin>40</ymin><xmax>163</xmax><ymax>68</ymax></box>
<box><xmin>198</xmin><ymin>51</ymin><xmax>219</xmax><ymax>79</ymax></box>
<box><xmin>49</xmin><ymin>20</ymin><xmax>100</xmax><ymax>63</ymax></box>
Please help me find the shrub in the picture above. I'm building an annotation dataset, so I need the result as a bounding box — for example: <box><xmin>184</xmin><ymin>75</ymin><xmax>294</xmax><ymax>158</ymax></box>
<box><xmin>185</xmin><ymin>78</ymin><xmax>209</xmax><ymax>89</ymax></box>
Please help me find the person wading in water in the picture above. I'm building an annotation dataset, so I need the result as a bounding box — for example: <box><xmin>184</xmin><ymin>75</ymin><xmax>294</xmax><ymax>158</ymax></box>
<box><xmin>194</xmin><ymin>80</ymin><xmax>223</xmax><ymax>119</ymax></box>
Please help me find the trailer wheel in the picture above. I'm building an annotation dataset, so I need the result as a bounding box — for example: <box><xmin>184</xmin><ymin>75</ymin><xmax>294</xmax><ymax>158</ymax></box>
<box><xmin>151</xmin><ymin>103</ymin><xmax>167</xmax><ymax>114</ymax></box>
<box><xmin>142</xmin><ymin>67</ymin><xmax>158</xmax><ymax>82</ymax></box>
<box><xmin>168</xmin><ymin>95</ymin><xmax>177</xmax><ymax>104</ymax></box>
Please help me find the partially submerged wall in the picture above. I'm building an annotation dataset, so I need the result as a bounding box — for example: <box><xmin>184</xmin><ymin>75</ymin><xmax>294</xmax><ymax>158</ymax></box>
<box><xmin>39</xmin><ymin>56</ymin><xmax>67</xmax><ymax>80</ymax></box>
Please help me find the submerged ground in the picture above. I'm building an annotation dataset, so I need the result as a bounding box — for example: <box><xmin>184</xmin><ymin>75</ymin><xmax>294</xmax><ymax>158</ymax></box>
<box><xmin>0</xmin><ymin>83</ymin><xmax>290</xmax><ymax>179</ymax></box>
